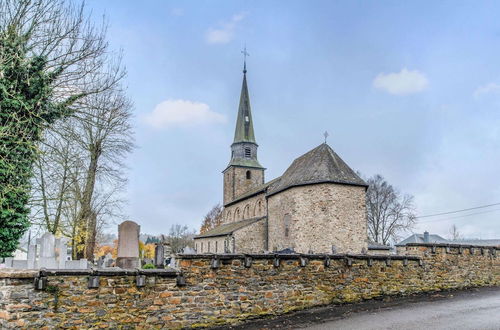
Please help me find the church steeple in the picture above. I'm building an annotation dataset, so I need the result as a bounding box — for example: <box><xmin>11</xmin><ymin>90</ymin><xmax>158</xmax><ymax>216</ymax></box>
<box><xmin>233</xmin><ymin>68</ymin><xmax>256</xmax><ymax>144</ymax></box>
<box><xmin>226</xmin><ymin>60</ymin><xmax>263</xmax><ymax>169</ymax></box>
<box><xmin>223</xmin><ymin>53</ymin><xmax>265</xmax><ymax>205</ymax></box>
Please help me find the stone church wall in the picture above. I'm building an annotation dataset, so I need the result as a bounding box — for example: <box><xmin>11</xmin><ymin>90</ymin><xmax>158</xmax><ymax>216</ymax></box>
<box><xmin>223</xmin><ymin>167</ymin><xmax>264</xmax><ymax>205</ymax></box>
<box><xmin>195</xmin><ymin>220</ymin><xmax>266</xmax><ymax>254</ymax></box>
<box><xmin>268</xmin><ymin>183</ymin><xmax>368</xmax><ymax>254</ymax></box>
<box><xmin>0</xmin><ymin>244</ymin><xmax>499</xmax><ymax>328</ymax></box>
<box><xmin>194</xmin><ymin>236</ymin><xmax>229</xmax><ymax>254</ymax></box>
<box><xmin>223</xmin><ymin>192</ymin><xmax>266</xmax><ymax>224</ymax></box>
<box><xmin>233</xmin><ymin>219</ymin><xmax>266</xmax><ymax>253</ymax></box>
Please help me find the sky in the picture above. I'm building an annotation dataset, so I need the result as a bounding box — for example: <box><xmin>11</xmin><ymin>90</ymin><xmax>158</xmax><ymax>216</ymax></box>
<box><xmin>85</xmin><ymin>0</ymin><xmax>500</xmax><ymax>240</ymax></box>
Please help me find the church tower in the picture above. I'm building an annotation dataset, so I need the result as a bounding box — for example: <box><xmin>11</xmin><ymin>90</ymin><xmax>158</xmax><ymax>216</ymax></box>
<box><xmin>223</xmin><ymin>60</ymin><xmax>265</xmax><ymax>205</ymax></box>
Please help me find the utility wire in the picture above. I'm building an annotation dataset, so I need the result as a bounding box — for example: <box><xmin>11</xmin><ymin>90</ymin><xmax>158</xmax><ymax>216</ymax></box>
<box><xmin>416</xmin><ymin>202</ymin><xmax>500</xmax><ymax>219</ymax></box>
<box><xmin>418</xmin><ymin>208</ymin><xmax>500</xmax><ymax>223</ymax></box>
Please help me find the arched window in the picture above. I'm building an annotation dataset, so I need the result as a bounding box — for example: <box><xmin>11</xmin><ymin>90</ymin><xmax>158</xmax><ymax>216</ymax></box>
<box><xmin>244</xmin><ymin>147</ymin><xmax>251</xmax><ymax>158</ymax></box>
<box><xmin>235</xmin><ymin>208</ymin><xmax>241</xmax><ymax>220</ymax></box>
<box><xmin>246</xmin><ymin>170</ymin><xmax>251</xmax><ymax>180</ymax></box>
<box><xmin>284</xmin><ymin>214</ymin><xmax>291</xmax><ymax>238</ymax></box>
<box><xmin>226</xmin><ymin>210</ymin><xmax>232</xmax><ymax>222</ymax></box>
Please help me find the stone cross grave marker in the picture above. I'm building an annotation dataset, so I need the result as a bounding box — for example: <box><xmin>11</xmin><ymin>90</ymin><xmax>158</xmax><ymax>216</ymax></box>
<box><xmin>116</xmin><ymin>220</ymin><xmax>140</xmax><ymax>268</ymax></box>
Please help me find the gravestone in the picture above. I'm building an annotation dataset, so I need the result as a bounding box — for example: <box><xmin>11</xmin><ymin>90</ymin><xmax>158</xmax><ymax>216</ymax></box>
<box><xmin>37</xmin><ymin>232</ymin><xmax>57</xmax><ymax>268</ymax></box>
<box><xmin>55</xmin><ymin>238</ymin><xmax>68</xmax><ymax>269</ymax></box>
<box><xmin>116</xmin><ymin>221</ymin><xmax>140</xmax><ymax>269</ymax></box>
<box><xmin>168</xmin><ymin>255</ymin><xmax>176</xmax><ymax>268</ymax></box>
<box><xmin>104</xmin><ymin>253</ymin><xmax>114</xmax><ymax>267</ymax></box>
<box><xmin>27</xmin><ymin>245</ymin><xmax>36</xmax><ymax>269</ymax></box>
<box><xmin>96</xmin><ymin>256</ymin><xmax>105</xmax><ymax>268</ymax></box>
<box><xmin>154</xmin><ymin>243</ymin><xmax>165</xmax><ymax>268</ymax></box>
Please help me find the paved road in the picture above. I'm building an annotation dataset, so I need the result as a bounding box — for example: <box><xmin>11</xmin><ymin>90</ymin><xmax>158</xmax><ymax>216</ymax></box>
<box><xmin>220</xmin><ymin>287</ymin><xmax>500</xmax><ymax>330</ymax></box>
<box><xmin>304</xmin><ymin>288</ymin><xmax>500</xmax><ymax>330</ymax></box>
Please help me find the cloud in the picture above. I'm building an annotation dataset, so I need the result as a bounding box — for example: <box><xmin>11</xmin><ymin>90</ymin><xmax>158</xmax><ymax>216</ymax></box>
<box><xmin>473</xmin><ymin>83</ymin><xmax>500</xmax><ymax>98</ymax></box>
<box><xmin>373</xmin><ymin>68</ymin><xmax>429</xmax><ymax>95</ymax></box>
<box><xmin>144</xmin><ymin>99</ymin><xmax>226</xmax><ymax>129</ymax></box>
<box><xmin>205</xmin><ymin>13</ymin><xmax>245</xmax><ymax>44</ymax></box>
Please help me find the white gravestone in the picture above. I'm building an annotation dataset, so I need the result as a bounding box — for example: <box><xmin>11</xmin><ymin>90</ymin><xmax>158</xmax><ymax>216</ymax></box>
<box><xmin>27</xmin><ymin>244</ymin><xmax>37</xmax><ymax>269</ymax></box>
<box><xmin>37</xmin><ymin>232</ymin><xmax>57</xmax><ymax>268</ymax></box>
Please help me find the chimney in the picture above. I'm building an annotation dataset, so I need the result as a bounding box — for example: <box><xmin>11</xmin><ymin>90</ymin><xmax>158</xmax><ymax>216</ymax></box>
<box><xmin>423</xmin><ymin>231</ymin><xmax>430</xmax><ymax>243</ymax></box>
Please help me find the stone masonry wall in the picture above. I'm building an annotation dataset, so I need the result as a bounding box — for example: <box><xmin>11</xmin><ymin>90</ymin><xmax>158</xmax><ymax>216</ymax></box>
<box><xmin>1</xmin><ymin>244</ymin><xmax>498</xmax><ymax>329</ymax></box>
<box><xmin>223</xmin><ymin>192</ymin><xmax>266</xmax><ymax>224</ymax></box>
<box><xmin>223</xmin><ymin>167</ymin><xmax>264</xmax><ymax>206</ymax></box>
<box><xmin>268</xmin><ymin>183</ymin><xmax>368</xmax><ymax>254</ymax></box>
<box><xmin>194</xmin><ymin>236</ymin><xmax>229</xmax><ymax>254</ymax></box>
<box><xmin>233</xmin><ymin>219</ymin><xmax>266</xmax><ymax>253</ymax></box>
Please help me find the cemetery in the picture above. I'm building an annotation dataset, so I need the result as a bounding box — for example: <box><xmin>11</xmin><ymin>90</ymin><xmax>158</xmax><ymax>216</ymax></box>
<box><xmin>0</xmin><ymin>226</ymin><xmax>498</xmax><ymax>328</ymax></box>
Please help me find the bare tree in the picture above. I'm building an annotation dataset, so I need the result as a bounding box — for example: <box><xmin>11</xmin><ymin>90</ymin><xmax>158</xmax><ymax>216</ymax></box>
<box><xmin>200</xmin><ymin>204</ymin><xmax>223</xmax><ymax>234</ymax></box>
<box><xmin>167</xmin><ymin>224</ymin><xmax>196</xmax><ymax>254</ymax></box>
<box><xmin>1</xmin><ymin>0</ymin><xmax>127</xmax><ymax>255</ymax></box>
<box><xmin>366</xmin><ymin>174</ymin><xmax>416</xmax><ymax>245</ymax></box>
<box><xmin>0</xmin><ymin>0</ymin><xmax>125</xmax><ymax>111</ymax></box>
<box><xmin>449</xmin><ymin>224</ymin><xmax>461</xmax><ymax>241</ymax></box>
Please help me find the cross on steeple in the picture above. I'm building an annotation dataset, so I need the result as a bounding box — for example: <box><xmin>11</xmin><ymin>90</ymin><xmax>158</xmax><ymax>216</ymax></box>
<box><xmin>324</xmin><ymin>131</ymin><xmax>329</xmax><ymax>144</ymax></box>
<box><xmin>241</xmin><ymin>46</ymin><xmax>249</xmax><ymax>73</ymax></box>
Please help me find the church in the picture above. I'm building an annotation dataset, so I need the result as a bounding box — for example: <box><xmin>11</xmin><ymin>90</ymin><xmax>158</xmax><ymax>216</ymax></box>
<box><xmin>194</xmin><ymin>63</ymin><xmax>368</xmax><ymax>254</ymax></box>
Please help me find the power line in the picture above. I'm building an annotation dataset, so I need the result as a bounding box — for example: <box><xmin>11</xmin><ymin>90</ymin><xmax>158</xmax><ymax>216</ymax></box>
<box><xmin>416</xmin><ymin>202</ymin><xmax>500</xmax><ymax>219</ymax></box>
<box><xmin>419</xmin><ymin>208</ymin><xmax>500</xmax><ymax>223</ymax></box>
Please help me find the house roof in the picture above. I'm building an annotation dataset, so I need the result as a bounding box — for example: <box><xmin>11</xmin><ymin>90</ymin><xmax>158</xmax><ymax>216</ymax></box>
<box><xmin>396</xmin><ymin>233</ymin><xmax>448</xmax><ymax>246</ymax></box>
<box><xmin>194</xmin><ymin>217</ymin><xmax>266</xmax><ymax>239</ymax></box>
<box><xmin>267</xmin><ymin>143</ymin><xmax>367</xmax><ymax>196</ymax></box>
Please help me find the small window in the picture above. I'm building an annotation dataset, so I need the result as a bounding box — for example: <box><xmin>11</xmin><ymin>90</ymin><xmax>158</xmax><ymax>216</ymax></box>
<box><xmin>246</xmin><ymin>170</ymin><xmax>251</xmax><ymax>180</ymax></box>
<box><xmin>284</xmin><ymin>214</ymin><xmax>291</xmax><ymax>238</ymax></box>
<box><xmin>215</xmin><ymin>241</ymin><xmax>218</xmax><ymax>253</ymax></box>
<box><xmin>208</xmin><ymin>242</ymin><xmax>211</xmax><ymax>252</ymax></box>
<box><xmin>201</xmin><ymin>242</ymin><xmax>203</xmax><ymax>253</ymax></box>
<box><xmin>244</xmin><ymin>148</ymin><xmax>251</xmax><ymax>158</ymax></box>
<box><xmin>195</xmin><ymin>243</ymin><xmax>198</xmax><ymax>252</ymax></box>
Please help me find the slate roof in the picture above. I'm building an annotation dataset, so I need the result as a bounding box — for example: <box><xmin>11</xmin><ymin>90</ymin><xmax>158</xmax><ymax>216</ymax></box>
<box><xmin>233</xmin><ymin>70</ymin><xmax>256</xmax><ymax>144</ymax></box>
<box><xmin>194</xmin><ymin>217</ymin><xmax>266</xmax><ymax>239</ymax></box>
<box><xmin>396</xmin><ymin>233</ymin><xmax>448</xmax><ymax>246</ymax></box>
<box><xmin>267</xmin><ymin>143</ymin><xmax>367</xmax><ymax>196</ymax></box>
<box><xmin>227</xmin><ymin>157</ymin><xmax>264</xmax><ymax>169</ymax></box>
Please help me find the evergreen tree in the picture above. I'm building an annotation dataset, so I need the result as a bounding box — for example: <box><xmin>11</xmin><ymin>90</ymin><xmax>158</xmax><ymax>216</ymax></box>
<box><xmin>0</xmin><ymin>29</ymin><xmax>69</xmax><ymax>257</ymax></box>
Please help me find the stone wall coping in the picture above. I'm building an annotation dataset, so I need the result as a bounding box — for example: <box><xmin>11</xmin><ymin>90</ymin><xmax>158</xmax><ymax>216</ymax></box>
<box><xmin>40</xmin><ymin>267</ymin><xmax>179</xmax><ymax>277</ymax></box>
<box><xmin>405</xmin><ymin>243</ymin><xmax>500</xmax><ymax>250</ymax></box>
<box><xmin>0</xmin><ymin>269</ymin><xmax>39</xmax><ymax>278</ymax></box>
<box><xmin>177</xmin><ymin>253</ymin><xmax>420</xmax><ymax>261</ymax></box>
<box><xmin>0</xmin><ymin>268</ymin><xmax>179</xmax><ymax>279</ymax></box>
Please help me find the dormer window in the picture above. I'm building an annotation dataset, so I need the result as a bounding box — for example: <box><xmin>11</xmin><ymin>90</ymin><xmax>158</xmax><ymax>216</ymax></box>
<box><xmin>244</xmin><ymin>147</ymin><xmax>251</xmax><ymax>158</ymax></box>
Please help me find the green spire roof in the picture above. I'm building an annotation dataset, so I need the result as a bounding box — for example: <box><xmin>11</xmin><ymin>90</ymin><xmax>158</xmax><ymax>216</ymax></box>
<box><xmin>233</xmin><ymin>70</ymin><xmax>256</xmax><ymax>144</ymax></box>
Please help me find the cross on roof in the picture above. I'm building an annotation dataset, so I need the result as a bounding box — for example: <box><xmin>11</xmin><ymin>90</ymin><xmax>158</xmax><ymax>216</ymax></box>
<box><xmin>241</xmin><ymin>46</ymin><xmax>249</xmax><ymax>73</ymax></box>
<box><xmin>324</xmin><ymin>131</ymin><xmax>329</xmax><ymax>144</ymax></box>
